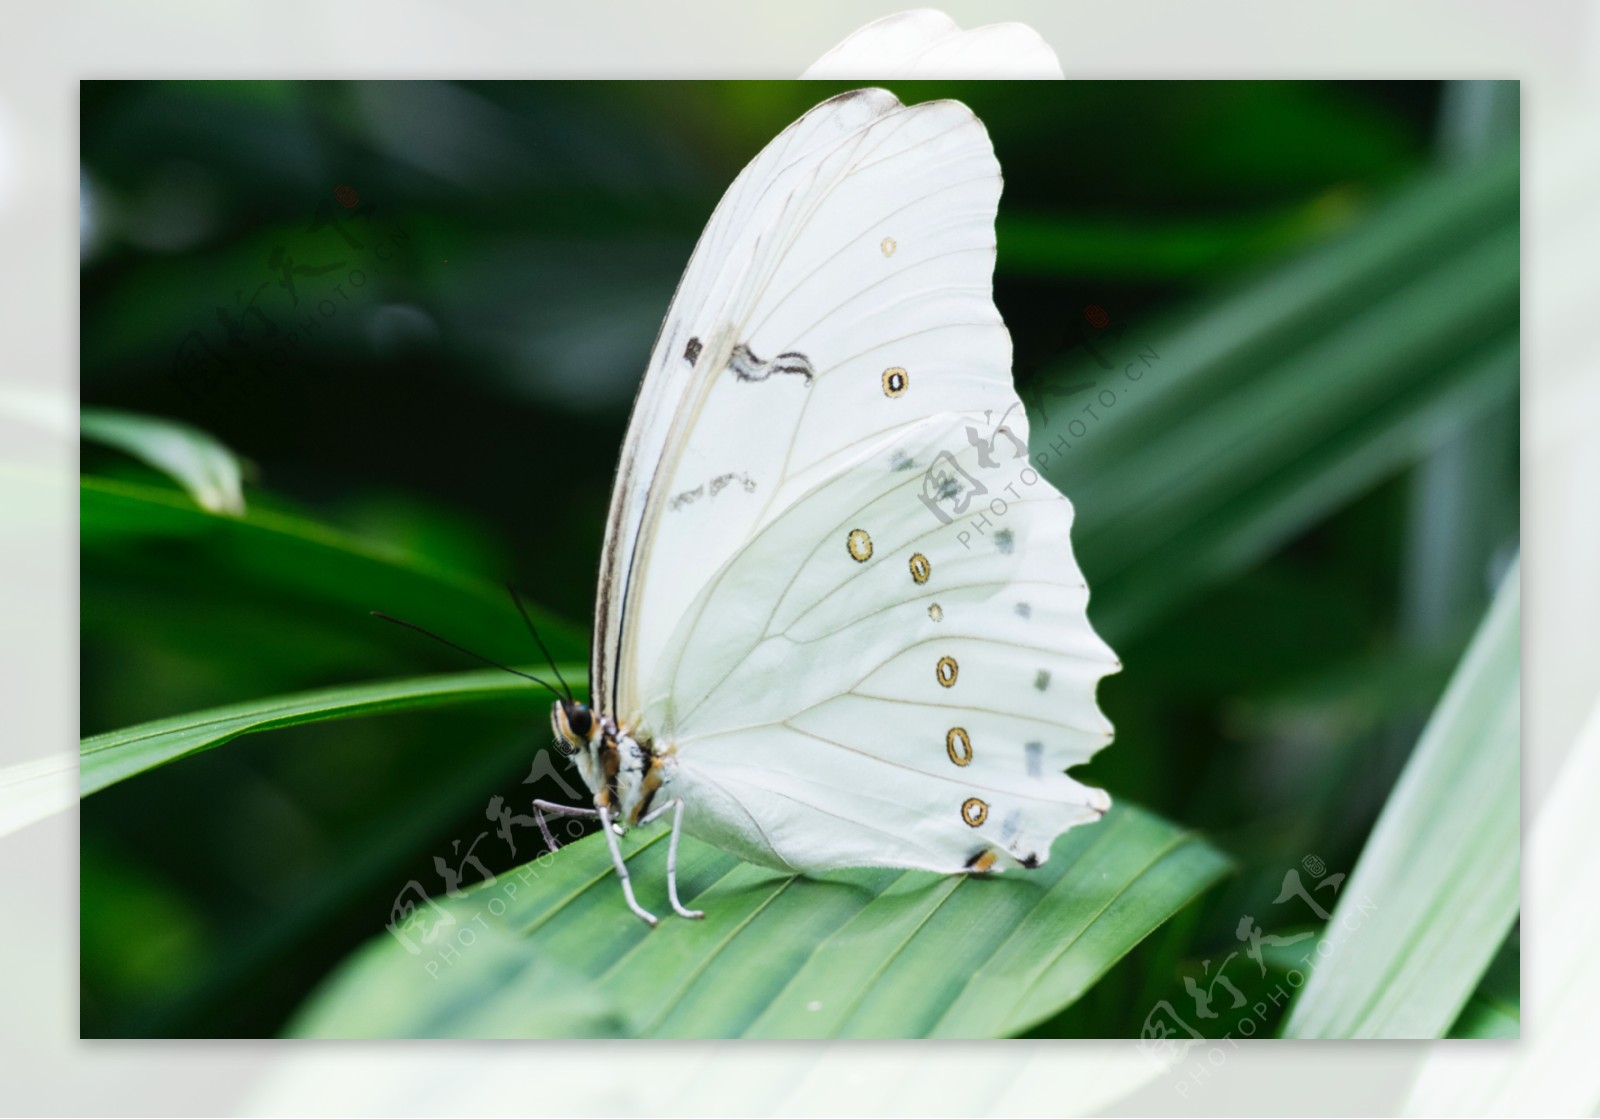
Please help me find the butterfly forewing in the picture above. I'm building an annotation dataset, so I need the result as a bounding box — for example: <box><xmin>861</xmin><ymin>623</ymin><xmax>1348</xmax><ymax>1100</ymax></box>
<box><xmin>593</xmin><ymin>88</ymin><xmax>909</xmax><ymax>720</ymax></box>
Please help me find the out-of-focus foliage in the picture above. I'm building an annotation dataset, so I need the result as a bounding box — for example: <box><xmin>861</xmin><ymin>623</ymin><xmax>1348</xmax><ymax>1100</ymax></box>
<box><xmin>78</xmin><ymin>80</ymin><xmax>1517</xmax><ymax>1038</ymax></box>
<box><xmin>81</xmin><ymin>407</ymin><xmax>250</xmax><ymax>515</ymax></box>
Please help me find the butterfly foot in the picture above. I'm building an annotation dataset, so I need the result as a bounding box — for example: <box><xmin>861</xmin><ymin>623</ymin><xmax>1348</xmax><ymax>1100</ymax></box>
<box><xmin>629</xmin><ymin>903</ymin><xmax>660</xmax><ymax>927</ymax></box>
<box><xmin>674</xmin><ymin>905</ymin><xmax>705</xmax><ymax>920</ymax></box>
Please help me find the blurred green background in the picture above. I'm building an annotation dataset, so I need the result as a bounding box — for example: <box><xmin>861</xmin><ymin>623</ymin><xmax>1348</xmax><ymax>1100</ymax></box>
<box><xmin>78</xmin><ymin>80</ymin><xmax>1518</xmax><ymax>1038</ymax></box>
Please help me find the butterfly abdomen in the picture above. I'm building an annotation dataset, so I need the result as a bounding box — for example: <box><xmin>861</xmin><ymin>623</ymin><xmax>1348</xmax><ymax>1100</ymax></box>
<box><xmin>630</xmin><ymin>755</ymin><xmax>666</xmax><ymax>826</ymax></box>
<box><xmin>572</xmin><ymin>717</ymin><xmax>670</xmax><ymax>828</ymax></box>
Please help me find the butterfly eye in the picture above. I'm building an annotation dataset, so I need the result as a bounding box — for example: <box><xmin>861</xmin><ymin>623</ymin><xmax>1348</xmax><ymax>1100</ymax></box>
<box><xmin>550</xmin><ymin>701</ymin><xmax>590</xmax><ymax>756</ymax></box>
<box><xmin>566</xmin><ymin>703</ymin><xmax>592</xmax><ymax>738</ymax></box>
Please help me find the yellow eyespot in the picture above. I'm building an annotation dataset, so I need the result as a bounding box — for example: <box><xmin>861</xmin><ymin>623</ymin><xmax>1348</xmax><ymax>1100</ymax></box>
<box><xmin>928</xmin><ymin>603</ymin><xmax>943</xmax><ymax>622</ymax></box>
<box><xmin>962</xmin><ymin>797</ymin><xmax>989</xmax><ymax>827</ymax></box>
<box><xmin>847</xmin><ymin>528</ymin><xmax>873</xmax><ymax>562</ymax></box>
<box><xmin>946</xmin><ymin>727</ymin><xmax>972</xmax><ymax>766</ymax></box>
<box><xmin>880</xmin><ymin>236</ymin><xmax>896</xmax><ymax>257</ymax></box>
<box><xmin>881</xmin><ymin>367</ymin><xmax>908</xmax><ymax>397</ymax></box>
<box><xmin>936</xmin><ymin>655</ymin><xmax>959</xmax><ymax>688</ymax></box>
<box><xmin>909</xmin><ymin>553</ymin><xmax>931</xmax><ymax>584</ymax></box>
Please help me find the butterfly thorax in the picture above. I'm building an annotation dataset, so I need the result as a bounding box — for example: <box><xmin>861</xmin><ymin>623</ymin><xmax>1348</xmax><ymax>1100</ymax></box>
<box><xmin>551</xmin><ymin>700</ymin><xmax>665</xmax><ymax>827</ymax></box>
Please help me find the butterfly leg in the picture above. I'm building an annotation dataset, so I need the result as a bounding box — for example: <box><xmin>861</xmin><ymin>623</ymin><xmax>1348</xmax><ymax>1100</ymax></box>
<box><xmin>530</xmin><ymin>798</ymin><xmax>599</xmax><ymax>853</ymax></box>
<box><xmin>596</xmin><ymin>802</ymin><xmax>658</xmax><ymax>927</ymax></box>
<box><xmin>639</xmin><ymin>797</ymin><xmax>704</xmax><ymax>920</ymax></box>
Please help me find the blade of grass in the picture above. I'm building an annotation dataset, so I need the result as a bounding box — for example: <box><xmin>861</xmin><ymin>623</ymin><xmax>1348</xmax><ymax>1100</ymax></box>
<box><xmin>79</xmin><ymin>665</ymin><xmax>584</xmax><ymax>797</ymax></box>
<box><xmin>1281</xmin><ymin>559</ymin><xmax>1519</xmax><ymax>1037</ymax></box>
<box><xmin>1033</xmin><ymin>144</ymin><xmax>1515</xmax><ymax>470</ymax></box>
<box><xmin>80</xmin><ymin>474</ymin><xmax>583</xmax><ymax>664</ymax></box>
<box><xmin>1024</xmin><ymin>145</ymin><xmax>1517</xmax><ymax>640</ymax></box>
<box><xmin>1401</xmin><ymin>701</ymin><xmax>1600</xmax><ymax>1112</ymax></box>
<box><xmin>81</xmin><ymin>408</ymin><xmax>249</xmax><ymax>516</ymax></box>
<box><xmin>1094</xmin><ymin>336</ymin><xmax>1516</xmax><ymax>639</ymax></box>
<box><xmin>1073</xmin><ymin>224</ymin><xmax>1516</xmax><ymax>580</ymax></box>
<box><xmin>1445</xmin><ymin>927</ymin><xmax>1519</xmax><ymax>1038</ymax></box>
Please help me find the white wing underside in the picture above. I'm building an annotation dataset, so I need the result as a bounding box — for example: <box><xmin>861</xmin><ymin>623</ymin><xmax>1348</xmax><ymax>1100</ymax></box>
<box><xmin>802</xmin><ymin>10</ymin><xmax>1064</xmax><ymax>80</ymax></box>
<box><xmin>594</xmin><ymin>89</ymin><xmax>1118</xmax><ymax>875</ymax></box>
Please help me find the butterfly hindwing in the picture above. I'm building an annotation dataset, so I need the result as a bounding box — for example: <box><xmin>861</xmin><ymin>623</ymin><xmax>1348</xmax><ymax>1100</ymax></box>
<box><xmin>647</xmin><ymin>414</ymin><xmax>1117</xmax><ymax>873</ymax></box>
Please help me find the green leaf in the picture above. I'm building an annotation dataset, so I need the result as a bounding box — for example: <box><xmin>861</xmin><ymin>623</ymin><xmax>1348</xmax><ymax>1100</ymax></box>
<box><xmin>1093</xmin><ymin>337</ymin><xmax>1516</xmax><ymax>641</ymax></box>
<box><xmin>1445</xmin><ymin>923</ymin><xmax>1519</xmax><ymax>1039</ymax></box>
<box><xmin>1446</xmin><ymin>997</ymin><xmax>1518</xmax><ymax>1040</ymax></box>
<box><xmin>80</xmin><ymin>474</ymin><xmax>583</xmax><ymax>668</ymax></box>
<box><xmin>1448</xmin><ymin>986</ymin><xmax>1519</xmax><ymax>1039</ymax></box>
<box><xmin>80</xmin><ymin>666</ymin><xmax>581</xmax><ymax>797</ymax></box>
<box><xmin>81</xmin><ymin>407</ymin><xmax>249</xmax><ymax>516</ymax></box>
<box><xmin>1440</xmin><ymin>924</ymin><xmax>1519</xmax><ymax>1039</ymax></box>
<box><xmin>287</xmin><ymin>802</ymin><xmax>1230</xmax><ymax>1039</ymax></box>
<box><xmin>1400</xmin><ymin>706</ymin><xmax>1597</xmax><ymax>1114</ymax></box>
<box><xmin>1281</xmin><ymin>559</ymin><xmax>1519</xmax><ymax>1038</ymax></box>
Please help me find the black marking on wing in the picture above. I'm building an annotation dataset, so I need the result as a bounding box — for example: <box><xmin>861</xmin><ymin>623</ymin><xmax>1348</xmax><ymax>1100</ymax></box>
<box><xmin>669</xmin><ymin>472</ymin><xmax>757</xmax><ymax>512</ymax></box>
<box><xmin>1020</xmin><ymin>853</ymin><xmax>1041</xmax><ymax>869</ymax></box>
<box><xmin>709</xmin><ymin>471</ymin><xmax>757</xmax><ymax>497</ymax></box>
<box><xmin>669</xmin><ymin>484</ymin><xmax>705</xmax><ymax>512</ymax></box>
<box><xmin>729</xmin><ymin>342</ymin><xmax>815</xmax><ymax>385</ymax></box>
<box><xmin>684</xmin><ymin>336</ymin><xmax>702</xmax><ymax>366</ymax></box>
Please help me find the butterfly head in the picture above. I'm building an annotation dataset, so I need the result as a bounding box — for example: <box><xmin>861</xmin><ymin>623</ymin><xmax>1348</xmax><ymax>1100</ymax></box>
<box><xmin>550</xmin><ymin>699</ymin><xmax>596</xmax><ymax>757</ymax></box>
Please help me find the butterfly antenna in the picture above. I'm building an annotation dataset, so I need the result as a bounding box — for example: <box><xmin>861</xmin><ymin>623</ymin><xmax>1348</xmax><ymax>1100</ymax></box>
<box><xmin>506</xmin><ymin>583</ymin><xmax>574</xmax><ymax>702</ymax></box>
<box><xmin>370</xmin><ymin>611</ymin><xmax>566</xmax><ymax>702</ymax></box>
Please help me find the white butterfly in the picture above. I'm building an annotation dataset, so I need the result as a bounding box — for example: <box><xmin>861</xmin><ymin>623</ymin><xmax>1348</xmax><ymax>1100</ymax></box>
<box><xmin>803</xmin><ymin>10</ymin><xmax>1064</xmax><ymax>80</ymax></box>
<box><xmin>542</xmin><ymin>88</ymin><xmax>1119</xmax><ymax>925</ymax></box>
